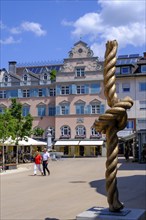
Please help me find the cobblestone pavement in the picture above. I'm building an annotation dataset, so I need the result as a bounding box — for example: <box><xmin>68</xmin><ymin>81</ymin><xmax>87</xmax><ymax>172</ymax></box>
<box><xmin>1</xmin><ymin>157</ymin><xmax>146</xmax><ymax>220</ymax></box>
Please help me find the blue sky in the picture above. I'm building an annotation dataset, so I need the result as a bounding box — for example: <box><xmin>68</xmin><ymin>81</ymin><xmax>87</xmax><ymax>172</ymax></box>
<box><xmin>0</xmin><ymin>0</ymin><xmax>146</xmax><ymax>69</ymax></box>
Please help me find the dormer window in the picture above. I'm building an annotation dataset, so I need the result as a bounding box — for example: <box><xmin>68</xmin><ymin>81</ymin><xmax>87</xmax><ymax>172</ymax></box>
<box><xmin>141</xmin><ymin>65</ymin><xmax>146</xmax><ymax>73</ymax></box>
<box><xmin>44</xmin><ymin>73</ymin><xmax>47</xmax><ymax>80</ymax></box>
<box><xmin>23</xmin><ymin>74</ymin><xmax>28</xmax><ymax>82</ymax></box>
<box><xmin>4</xmin><ymin>75</ymin><xmax>8</xmax><ymax>83</ymax></box>
<box><xmin>121</xmin><ymin>67</ymin><xmax>130</xmax><ymax>74</ymax></box>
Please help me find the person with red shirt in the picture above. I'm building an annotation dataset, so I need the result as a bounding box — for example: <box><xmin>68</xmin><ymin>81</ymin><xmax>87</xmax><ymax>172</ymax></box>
<box><xmin>33</xmin><ymin>150</ymin><xmax>43</xmax><ymax>176</ymax></box>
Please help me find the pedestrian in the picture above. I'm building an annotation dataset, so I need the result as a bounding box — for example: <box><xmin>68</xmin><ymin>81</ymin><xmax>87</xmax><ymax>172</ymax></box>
<box><xmin>42</xmin><ymin>148</ymin><xmax>50</xmax><ymax>176</ymax></box>
<box><xmin>33</xmin><ymin>150</ymin><xmax>43</xmax><ymax>176</ymax></box>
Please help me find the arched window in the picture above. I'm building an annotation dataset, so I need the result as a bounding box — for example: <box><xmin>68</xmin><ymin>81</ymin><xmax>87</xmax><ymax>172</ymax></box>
<box><xmin>76</xmin><ymin>126</ymin><xmax>86</xmax><ymax>137</ymax></box>
<box><xmin>44</xmin><ymin>73</ymin><xmax>47</xmax><ymax>80</ymax></box>
<box><xmin>4</xmin><ymin>75</ymin><xmax>8</xmax><ymax>82</ymax></box>
<box><xmin>23</xmin><ymin>74</ymin><xmax>28</xmax><ymax>81</ymax></box>
<box><xmin>61</xmin><ymin>126</ymin><xmax>71</xmax><ymax>137</ymax></box>
<box><xmin>91</xmin><ymin>127</ymin><xmax>102</xmax><ymax>138</ymax></box>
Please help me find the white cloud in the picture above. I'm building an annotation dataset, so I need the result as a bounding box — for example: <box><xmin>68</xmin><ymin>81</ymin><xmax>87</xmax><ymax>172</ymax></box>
<box><xmin>0</xmin><ymin>21</ymin><xmax>7</xmax><ymax>30</ymax></box>
<box><xmin>63</xmin><ymin>0</ymin><xmax>146</xmax><ymax>58</ymax></box>
<box><xmin>0</xmin><ymin>36</ymin><xmax>21</xmax><ymax>45</ymax></box>
<box><xmin>21</xmin><ymin>21</ymin><xmax>47</xmax><ymax>36</ymax></box>
<box><xmin>10</xmin><ymin>21</ymin><xmax>47</xmax><ymax>36</ymax></box>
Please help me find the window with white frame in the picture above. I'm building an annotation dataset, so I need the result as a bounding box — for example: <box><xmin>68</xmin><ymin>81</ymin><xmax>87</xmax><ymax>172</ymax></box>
<box><xmin>91</xmin><ymin>103</ymin><xmax>100</xmax><ymax>114</ymax></box>
<box><xmin>49</xmin><ymin>88</ymin><xmax>56</xmax><ymax>96</ymax></box>
<box><xmin>139</xmin><ymin>82</ymin><xmax>146</xmax><ymax>91</ymax></box>
<box><xmin>23</xmin><ymin>74</ymin><xmax>28</xmax><ymax>82</ymax></box>
<box><xmin>61</xmin><ymin>126</ymin><xmax>71</xmax><ymax>136</ymax></box>
<box><xmin>91</xmin><ymin>127</ymin><xmax>102</xmax><ymax>137</ymax></box>
<box><xmin>4</xmin><ymin>75</ymin><xmax>8</xmax><ymax>82</ymax></box>
<box><xmin>76</xmin><ymin>68</ymin><xmax>85</xmax><ymax>77</ymax></box>
<box><xmin>76</xmin><ymin>126</ymin><xmax>86</xmax><ymax>136</ymax></box>
<box><xmin>77</xmin><ymin>85</ymin><xmax>85</xmax><ymax>94</ymax></box>
<box><xmin>139</xmin><ymin>100</ymin><xmax>146</xmax><ymax>110</ymax></box>
<box><xmin>61</xmin><ymin>86</ymin><xmax>69</xmax><ymax>95</ymax></box>
<box><xmin>44</xmin><ymin>73</ymin><xmax>48</xmax><ymax>80</ymax></box>
<box><xmin>60</xmin><ymin>105</ymin><xmax>69</xmax><ymax>115</ymax></box>
<box><xmin>121</xmin><ymin>67</ymin><xmax>130</xmax><ymax>74</ymax></box>
<box><xmin>23</xmin><ymin>89</ymin><xmax>30</xmax><ymax>97</ymax></box>
<box><xmin>0</xmin><ymin>90</ymin><xmax>6</xmax><ymax>98</ymax></box>
<box><xmin>122</xmin><ymin>83</ymin><xmax>130</xmax><ymax>92</ymax></box>
<box><xmin>141</xmin><ymin>65</ymin><xmax>146</xmax><ymax>73</ymax></box>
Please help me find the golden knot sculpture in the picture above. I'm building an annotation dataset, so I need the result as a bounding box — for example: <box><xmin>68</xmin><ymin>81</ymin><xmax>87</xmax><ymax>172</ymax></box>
<box><xmin>94</xmin><ymin>40</ymin><xmax>133</xmax><ymax>212</ymax></box>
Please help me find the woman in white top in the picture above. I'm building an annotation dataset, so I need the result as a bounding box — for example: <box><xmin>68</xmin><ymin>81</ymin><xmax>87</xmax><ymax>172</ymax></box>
<box><xmin>42</xmin><ymin>148</ymin><xmax>50</xmax><ymax>176</ymax></box>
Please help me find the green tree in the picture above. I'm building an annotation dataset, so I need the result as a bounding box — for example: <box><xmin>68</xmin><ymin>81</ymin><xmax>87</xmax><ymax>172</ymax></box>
<box><xmin>33</xmin><ymin>127</ymin><xmax>44</xmax><ymax>137</ymax></box>
<box><xmin>9</xmin><ymin>98</ymin><xmax>33</xmax><ymax>164</ymax></box>
<box><xmin>50</xmin><ymin>69</ymin><xmax>57</xmax><ymax>81</ymax></box>
<box><xmin>0</xmin><ymin>109</ymin><xmax>16</xmax><ymax>167</ymax></box>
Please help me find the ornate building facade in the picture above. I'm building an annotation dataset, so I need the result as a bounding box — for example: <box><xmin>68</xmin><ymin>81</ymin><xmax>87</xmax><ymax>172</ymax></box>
<box><xmin>0</xmin><ymin>41</ymin><xmax>146</xmax><ymax>159</ymax></box>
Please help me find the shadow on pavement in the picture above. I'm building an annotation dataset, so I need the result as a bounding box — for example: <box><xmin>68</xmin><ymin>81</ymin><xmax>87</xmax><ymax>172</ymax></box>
<box><xmin>89</xmin><ymin>175</ymin><xmax>146</xmax><ymax>209</ymax></box>
<box><xmin>118</xmin><ymin>159</ymin><xmax>146</xmax><ymax>171</ymax></box>
<box><xmin>45</xmin><ymin>218</ymin><xmax>75</xmax><ymax>220</ymax></box>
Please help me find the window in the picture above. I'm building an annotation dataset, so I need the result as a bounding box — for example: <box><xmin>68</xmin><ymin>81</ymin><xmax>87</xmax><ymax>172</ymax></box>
<box><xmin>91</xmin><ymin>127</ymin><xmax>102</xmax><ymax>137</ymax></box>
<box><xmin>38</xmin><ymin>89</ymin><xmax>43</xmax><ymax>97</ymax></box>
<box><xmin>61</xmin><ymin>126</ymin><xmax>71</xmax><ymax>136</ymax></box>
<box><xmin>61</xmin><ymin>86</ymin><xmax>69</xmax><ymax>95</ymax></box>
<box><xmin>37</xmin><ymin>105</ymin><xmax>46</xmax><ymax>116</ymax></box>
<box><xmin>22</xmin><ymin>105</ymin><xmax>30</xmax><ymax>116</ymax></box>
<box><xmin>44</xmin><ymin>73</ymin><xmax>47</xmax><ymax>80</ymax></box>
<box><xmin>48</xmin><ymin>106</ymin><xmax>55</xmax><ymax>116</ymax></box>
<box><xmin>90</xmin><ymin>83</ymin><xmax>100</xmax><ymax>94</ymax></box>
<box><xmin>76</xmin><ymin>126</ymin><xmax>86</xmax><ymax>136</ymax></box>
<box><xmin>137</xmin><ymin>119</ymin><xmax>146</xmax><ymax>130</ymax></box>
<box><xmin>122</xmin><ymin>83</ymin><xmax>130</xmax><ymax>92</ymax></box>
<box><xmin>126</xmin><ymin>120</ymin><xmax>134</xmax><ymax>129</ymax></box>
<box><xmin>76</xmin><ymin>104</ymin><xmax>85</xmax><ymax>114</ymax></box>
<box><xmin>141</xmin><ymin>65</ymin><xmax>146</xmax><ymax>73</ymax></box>
<box><xmin>139</xmin><ymin>101</ymin><xmax>146</xmax><ymax>110</ymax></box>
<box><xmin>4</xmin><ymin>75</ymin><xmax>8</xmax><ymax>82</ymax></box>
<box><xmin>23</xmin><ymin>89</ymin><xmax>30</xmax><ymax>97</ymax></box>
<box><xmin>76</xmin><ymin>68</ymin><xmax>85</xmax><ymax>77</ymax></box>
<box><xmin>77</xmin><ymin>85</ymin><xmax>85</xmax><ymax>94</ymax></box>
<box><xmin>23</xmin><ymin>74</ymin><xmax>27</xmax><ymax>81</ymax></box>
<box><xmin>49</xmin><ymin>88</ymin><xmax>56</xmax><ymax>96</ymax></box>
<box><xmin>91</xmin><ymin>104</ymin><xmax>100</xmax><ymax>114</ymax></box>
<box><xmin>139</xmin><ymin>82</ymin><xmax>146</xmax><ymax>91</ymax></box>
<box><xmin>0</xmin><ymin>90</ymin><xmax>6</xmax><ymax>98</ymax></box>
<box><xmin>0</xmin><ymin>106</ymin><xmax>6</xmax><ymax>114</ymax></box>
<box><xmin>61</xmin><ymin>105</ymin><xmax>69</xmax><ymax>115</ymax></box>
<box><xmin>121</xmin><ymin>67</ymin><xmax>130</xmax><ymax>74</ymax></box>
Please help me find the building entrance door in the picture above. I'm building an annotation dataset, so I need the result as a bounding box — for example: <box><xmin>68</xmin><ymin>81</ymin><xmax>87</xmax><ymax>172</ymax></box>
<box><xmin>79</xmin><ymin>146</ymin><xmax>84</xmax><ymax>156</ymax></box>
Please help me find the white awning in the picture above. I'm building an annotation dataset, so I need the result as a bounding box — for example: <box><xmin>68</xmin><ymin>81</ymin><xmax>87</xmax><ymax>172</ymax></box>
<box><xmin>79</xmin><ymin>141</ymin><xmax>104</xmax><ymax>146</ymax></box>
<box><xmin>117</xmin><ymin>130</ymin><xmax>135</xmax><ymax>141</ymax></box>
<box><xmin>55</xmin><ymin>141</ymin><xmax>79</xmax><ymax>146</ymax></box>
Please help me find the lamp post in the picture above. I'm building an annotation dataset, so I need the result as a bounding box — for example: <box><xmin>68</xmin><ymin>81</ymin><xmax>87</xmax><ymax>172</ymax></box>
<box><xmin>47</xmin><ymin>128</ymin><xmax>52</xmax><ymax>151</ymax></box>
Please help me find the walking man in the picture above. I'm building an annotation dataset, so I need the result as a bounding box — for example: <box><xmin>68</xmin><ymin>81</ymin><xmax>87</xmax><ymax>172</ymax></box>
<box><xmin>42</xmin><ymin>147</ymin><xmax>50</xmax><ymax>176</ymax></box>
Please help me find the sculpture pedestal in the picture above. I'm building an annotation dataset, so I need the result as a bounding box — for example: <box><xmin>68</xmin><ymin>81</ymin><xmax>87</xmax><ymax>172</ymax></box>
<box><xmin>76</xmin><ymin>207</ymin><xmax>146</xmax><ymax>220</ymax></box>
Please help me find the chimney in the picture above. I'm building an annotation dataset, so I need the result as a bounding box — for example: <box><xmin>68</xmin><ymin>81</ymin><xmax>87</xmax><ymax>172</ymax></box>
<box><xmin>143</xmin><ymin>52</ymin><xmax>146</xmax><ymax>58</ymax></box>
<box><xmin>9</xmin><ymin>61</ymin><xmax>17</xmax><ymax>74</ymax></box>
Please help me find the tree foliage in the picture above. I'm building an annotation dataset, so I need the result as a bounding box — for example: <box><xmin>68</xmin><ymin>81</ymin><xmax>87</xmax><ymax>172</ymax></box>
<box><xmin>50</xmin><ymin>69</ymin><xmax>57</xmax><ymax>81</ymax></box>
<box><xmin>33</xmin><ymin>127</ymin><xmax>44</xmax><ymax>137</ymax></box>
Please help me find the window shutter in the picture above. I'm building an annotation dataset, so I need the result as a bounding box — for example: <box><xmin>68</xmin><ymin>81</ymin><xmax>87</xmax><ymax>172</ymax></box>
<box><xmin>100</xmin><ymin>104</ymin><xmax>105</xmax><ymax>114</ymax></box>
<box><xmin>71</xmin><ymin>84</ymin><xmax>77</xmax><ymax>94</ymax></box>
<box><xmin>56</xmin><ymin>85</ymin><xmax>61</xmax><ymax>95</ymax></box>
<box><xmin>56</xmin><ymin>106</ymin><xmax>60</xmax><ymax>115</ymax></box>
<box><xmin>85</xmin><ymin>105</ymin><xmax>91</xmax><ymax>114</ymax></box>
<box><xmin>85</xmin><ymin>84</ymin><xmax>89</xmax><ymax>94</ymax></box>
<box><xmin>18</xmin><ymin>89</ymin><xmax>23</xmax><ymax>98</ymax></box>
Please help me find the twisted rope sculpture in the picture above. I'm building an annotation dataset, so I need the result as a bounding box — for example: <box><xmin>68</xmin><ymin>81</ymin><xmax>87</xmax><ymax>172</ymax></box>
<box><xmin>94</xmin><ymin>40</ymin><xmax>133</xmax><ymax>212</ymax></box>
